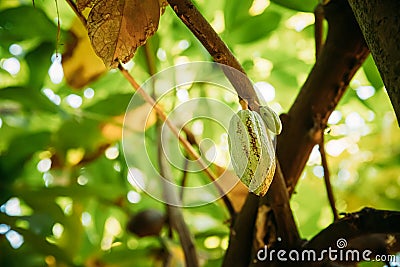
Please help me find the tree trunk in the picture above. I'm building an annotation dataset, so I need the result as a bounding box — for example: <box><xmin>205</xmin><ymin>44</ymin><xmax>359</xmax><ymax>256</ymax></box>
<box><xmin>348</xmin><ymin>0</ymin><xmax>400</xmax><ymax>124</ymax></box>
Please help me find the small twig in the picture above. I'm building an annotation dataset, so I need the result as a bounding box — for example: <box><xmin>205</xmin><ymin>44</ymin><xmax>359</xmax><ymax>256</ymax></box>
<box><xmin>157</xmin><ymin>125</ymin><xmax>199</xmax><ymax>267</ymax></box>
<box><xmin>179</xmin><ymin>157</ymin><xmax>189</xmax><ymax>200</ymax></box>
<box><xmin>54</xmin><ymin>0</ymin><xmax>61</xmax><ymax>56</ymax></box>
<box><xmin>319</xmin><ymin>130</ymin><xmax>339</xmax><ymax>221</ymax></box>
<box><xmin>144</xmin><ymin>42</ymin><xmax>157</xmax><ymax>76</ymax></box>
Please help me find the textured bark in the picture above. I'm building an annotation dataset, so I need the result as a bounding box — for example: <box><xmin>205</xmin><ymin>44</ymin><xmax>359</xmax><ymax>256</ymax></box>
<box><xmin>348</xmin><ymin>0</ymin><xmax>400</xmax><ymax>124</ymax></box>
<box><xmin>303</xmin><ymin>208</ymin><xmax>400</xmax><ymax>267</ymax></box>
<box><xmin>222</xmin><ymin>194</ymin><xmax>260</xmax><ymax>267</ymax></box>
<box><xmin>167</xmin><ymin>0</ymin><xmax>261</xmax><ymax>112</ymax></box>
<box><xmin>277</xmin><ymin>0</ymin><xmax>370</xmax><ymax>195</ymax></box>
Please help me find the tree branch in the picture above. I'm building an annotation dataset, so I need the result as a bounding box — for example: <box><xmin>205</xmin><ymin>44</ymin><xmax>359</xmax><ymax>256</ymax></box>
<box><xmin>166</xmin><ymin>0</ymin><xmax>261</xmax><ymax>112</ymax></box>
<box><xmin>314</xmin><ymin>4</ymin><xmax>325</xmax><ymax>60</ymax></box>
<box><xmin>157</xmin><ymin>125</ymin><xmax>199</xmax><ymax>267</ymax></box>
<box><xmin>222</xmin><ymin>193</ymin><xmax>260</xmax><ymax>267</ymax></box>
<box><xmin>261</xmin><ymin>161</ymin><xmax>301</xmax><ymax>246</ymax></box>
<box><xmin>303</xmin><ymin>208</ymin><xmax>400</xmax><ymax>264</ymax></box>
<box><xmin>276</xmin><ymin>0</ymin><xmax>370</xmax><ymax>196</ymax></box>
<box><xmin>144</xmin><ymin>41</ymin><xmax>157</xmax><ymax>77</ymax></box>
<box><xmin>319</xmin><ymin>130</ymin><xmax>339</xmax><ymax>221</ymax></box>
<box><xmin>250</xmin><ymin>162</ymin><xmax>302</xmax><ymax>267</ymax></box>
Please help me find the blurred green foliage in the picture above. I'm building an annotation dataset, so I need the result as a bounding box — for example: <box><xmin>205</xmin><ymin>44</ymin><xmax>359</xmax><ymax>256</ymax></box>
<box><xmin>0</xmin><ymin>0</ymin><xmax>399</xmax><ymax>267</ymax></box>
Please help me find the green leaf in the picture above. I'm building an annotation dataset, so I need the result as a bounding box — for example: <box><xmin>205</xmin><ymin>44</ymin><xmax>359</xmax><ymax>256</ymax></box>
<box><xmin>15</xmin><ymin>227</ymin><xmax>73</xmax><ymax>265</ymax></box>
<box><xmin>224</xmin><ymin>0</ymin><xmax>253</xmax><ymax>29</ymax></box>
<box><xmin>25</xmin><ymin>42</ymin><xmax>55</xmax><ymax>90</ymax></box>
<box><xmin>0</xmin><ymin>87</ymin><xmax>59</xmax><ymax>113</ymax></box>
<box><xmin>226</xmin><ymin>11</ymin><xmax>282</xmax><ymax>44</ymax></box>
<box><xmin>0</xmin><ymin>6</ymin><xmax>58</xmax><ymax>47</ymax></box>
<box><xmin>270</xmin><ymin>0</ymin><xmax>318</xmax><ymax>12</ymax></box>
<box><xmin>55</xmin><ymin>117</ymin><xmax>104</xmax><ymax>155</ymax></box>
<box><xmin>0</xmin><ymin>234</ymin><xmax>46</xmax><ymax>267</ymax></box>
<box><xmin>84</xmin><ymin>93</ymin><xmax>140</xmax><ymax>116</ymax></box>
<box><xmin>363</xmin><ymin>55</ymin><xmax>384</xmax><ymax>90</ymax></box>
<box><xmin>0</xmin><ymin>131</ymin><xmax>51</xmax><ymax>182</ymax></box>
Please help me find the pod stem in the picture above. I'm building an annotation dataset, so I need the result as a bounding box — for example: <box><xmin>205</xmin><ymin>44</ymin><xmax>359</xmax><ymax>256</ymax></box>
<box><xmin>239</xmin><ymin>99</ymin><xmax>249</xmax><ymax>110</ymax></box>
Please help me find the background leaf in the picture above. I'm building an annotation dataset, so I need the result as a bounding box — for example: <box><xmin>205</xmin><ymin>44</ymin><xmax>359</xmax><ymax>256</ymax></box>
<box><xmin>25</xmin><ymin>42</ymin><xmax>55</xmax><ymax>90</ymax></box>
<box><xmin>225</xmin><ymin>11</ymin><xmax>282</xmax><ymax>44</ymax></box>
<box><xmin>363</xmin><ymin>55</ymin><xmax>384</xmax><ymax>90</ymax></box>
<box><xmin>270</xmin><ymin>0</ymin><xmax>318</xmax><ymax>12</ymax></box>
<box><xmin>0</xmin><ymin>6</ymin><xmax>59</xmax><ymax>47</ymax></box>
<box><xmin>0</xmin><ymin>87</ymin><xmax>59</xmax><ymax>113</ymax></box>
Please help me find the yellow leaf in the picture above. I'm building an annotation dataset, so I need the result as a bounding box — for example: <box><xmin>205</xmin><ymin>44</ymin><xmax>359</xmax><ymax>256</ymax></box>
<box><xmin>215</xmin><ymin>167</ymin><xmax>248</xmax><ymax>212</ymax></box>
<box><xmin>124</xmin><ymin>103</ymin><xmax>157</xmax><ymax>132</ymax></box>
<box><xmin>62</xmin><ymin>19</ymin><xmax>107</xmax><ymax>89</ymax></box>
<box><xmin>101</xmin><ymin>103</ymin><xmax>157</xmax><ymax>140</ymax></box>
<box><xmin>87</xmin><ymin>0</ymin><xmax>160</xmax><ymax>68</ymax></box>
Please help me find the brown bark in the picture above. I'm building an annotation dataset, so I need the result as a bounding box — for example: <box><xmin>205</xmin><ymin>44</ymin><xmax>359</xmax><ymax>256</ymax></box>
<box><xmin>348</xmin><ymin>0</ymin><xmax>400</xmax><ymax>125</ymax></box>
<box><xmin>167</xmin><ymin>0</ymin><xmax>261</xmax><ymax>112</ymax></box>
<box><xmin>277</xmin><ymin>0</ymin><xmax>370</xmax><ymax>196</ymax></box>
<box><xmin>303</xmin><ymin>208</ymin><xmax>400</xmax><ymax>266</ymax></box>
<box><xmin>222</xmin><ymin>193</ymin><xmax>260</xmax><ymax>267</ymax></box>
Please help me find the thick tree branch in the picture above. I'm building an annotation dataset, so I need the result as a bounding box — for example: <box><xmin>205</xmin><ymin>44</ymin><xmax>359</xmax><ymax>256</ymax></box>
<box><xmin>303</xmin><ymin>208</ymin><xmax>400</xmax><ymax>265</ymax></box>
<box><xmin>261</xmin><ymin>161</ymin><xmax>300</xmax><ymax>246</ymax></box>
<box><xmin>250</xmin><ymin>162</ymin><xmax>302</xmax><ymax>267</ymax></box>
<box><xmin>277</xmin><ymin>0</ymin><xmax>370</xmax><ymax>196</ymax></box>
<box><xmin>348</xmin><ymin>0</ymin><xmax>400</xmax><ymax>125</ymax></box>
<box><xmin>167</xmin><ymin>0</ymin><xmax>260</xmax><ymax>112</ymax></box>
<box><xmin>222</xmin><ymin>193</ymin><xmax>260</xmax><ymax>267</ymax></box>
<box><xmin>314</xmin><ymin>4</ymin><xmax>324</xmax><ymax>60</ymax></box>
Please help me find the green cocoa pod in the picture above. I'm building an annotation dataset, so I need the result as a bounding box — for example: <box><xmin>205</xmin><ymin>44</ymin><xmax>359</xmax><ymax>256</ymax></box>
<box><xmin>228</xmin><ymin>109</ymin><xmax>276</xmax><ymax>196</ymax></box>
<box><xmin>260</xmin><ymin>106</ymin><xmax>282</xmax><ymax>135</ymax></box>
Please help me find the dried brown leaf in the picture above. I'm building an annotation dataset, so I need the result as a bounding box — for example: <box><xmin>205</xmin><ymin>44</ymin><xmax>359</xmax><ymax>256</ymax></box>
<box><xmin>77</xmin><ymin>0</ymin><xmax>96</xmax><ymax>12</ymax></box>
<box><xmin>159</xmin><ymin>0</ymin><xmax>168</xmax><ymax>14</ymax></box>
<box><xmin>87</xmin><ymin>0</ymin><xmax>160</xmax><ymax>68</ymax></box>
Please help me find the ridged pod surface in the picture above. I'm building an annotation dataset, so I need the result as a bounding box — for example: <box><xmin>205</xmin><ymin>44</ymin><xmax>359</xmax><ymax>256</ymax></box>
<box><xmin>228</xmin><ymin>109</ymin><xmax>276</xmax><ymax>196</ymax></box>
<box><xmin>259</xmin><ymin>106</ymin><xmax>282</xmax><ymax>135</ymax></box>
